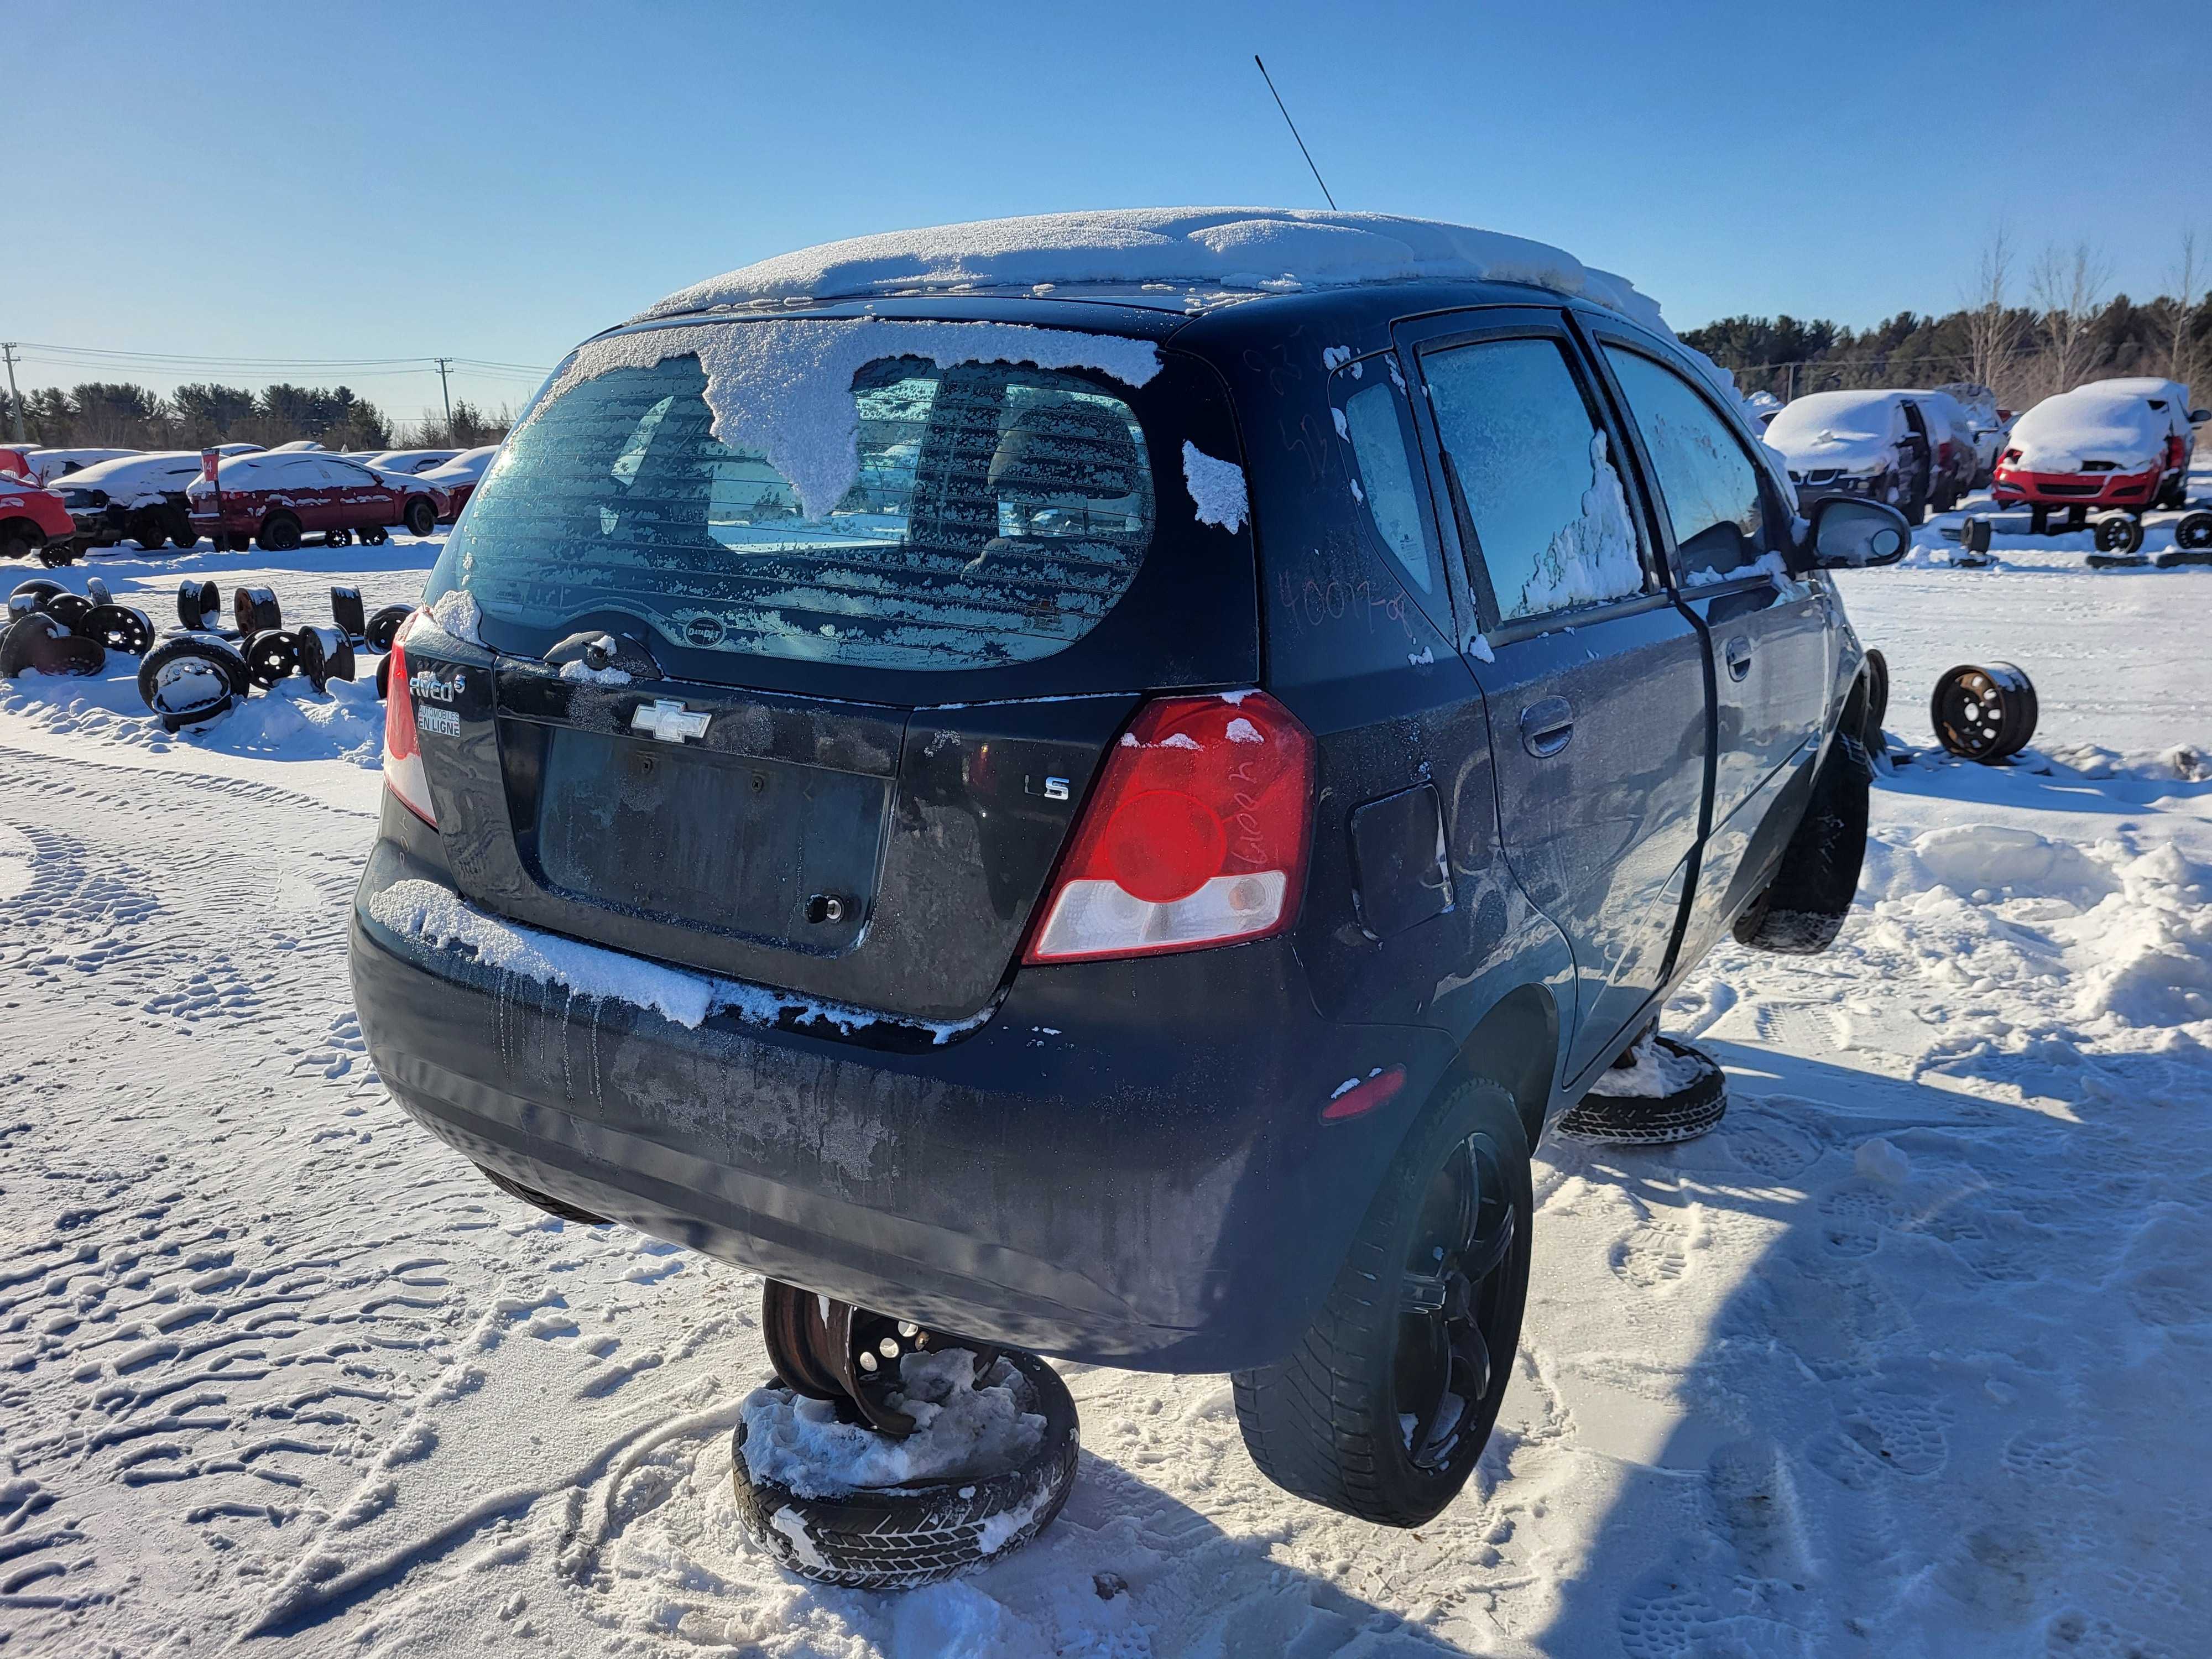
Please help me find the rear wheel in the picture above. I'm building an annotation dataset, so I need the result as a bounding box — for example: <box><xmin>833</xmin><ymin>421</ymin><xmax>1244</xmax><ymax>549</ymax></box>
<box><xmin>403</xmin><ymin>496</ymin><xmax>436</xmax><ymax>537</ymax></box>
<box><xmin>258</xmin><ymin>512</ymin><xmax>302</xmax><ymax>552</ymax></box>
<box><xmin>1734</xmin><ymin>732</ymin><xmax>1872</xmax><ymax>953</ymax></box>
<box><xmin>131</xmin><ymin>509</ymin><xmax>169</xmax><ymax>550</ymax></box>
<box><xmin>1</xmin><ymin>528</ymin><xmax>35</xmax><ymax>563</ymax></box>
<box><xmin>1233</xmin><ymin>1079</ymin><xmax>1531</xmax><ymax>1527</ymax></box>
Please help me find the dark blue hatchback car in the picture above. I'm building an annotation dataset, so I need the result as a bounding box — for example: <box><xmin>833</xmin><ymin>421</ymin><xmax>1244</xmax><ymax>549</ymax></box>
<box><xmin>351</xmin><ymin>210</ymin><xmax>1906</xmax><ymax>1527</ymax></box>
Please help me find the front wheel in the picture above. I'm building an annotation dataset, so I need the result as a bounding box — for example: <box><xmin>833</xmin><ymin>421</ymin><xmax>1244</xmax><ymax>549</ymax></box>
<box><xmin>1233</xmin><ymin>1079</ymin><xmax>1532</xmax><ymax>1526</ymax></box>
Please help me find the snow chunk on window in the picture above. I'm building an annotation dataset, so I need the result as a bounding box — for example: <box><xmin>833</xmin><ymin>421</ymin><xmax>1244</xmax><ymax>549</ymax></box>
<box><xmin>427</xmin><ymin>587</ymin><xmax>481</xmax><ymax>645</ymax></box>
<box><xmin>1181</xmin><ymin>441</ymin><xmax>1249</xmax><ymax>533</ymax></box>
<box><xmin>1156</xmin><ymin>732</ymin><xmax>1201</xmax><ymax>750</ymax></box>
<box><xmin>1224</xmin><ymin>717</ymin><xmax>1261</xmax><ymax>743</ymax></box>
<box><xmin>1510</xmin><ymin>432</ymin><xmax>1642</xmax><ymax>615</ymax></box>
<box><xmin>530</xmin><ymin>318</ymin><xmax>1162</xmax><ymax>520</ymax></box>
<box><xmin>1322</xmin><ymin>346</ymin><xmax>1353</xmax><ymax>371</ymax></box>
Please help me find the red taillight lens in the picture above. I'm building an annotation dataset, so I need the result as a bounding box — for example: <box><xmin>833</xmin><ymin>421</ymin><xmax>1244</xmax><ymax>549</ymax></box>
<box><xmin>1024</xmin><ymin>692</ymin><xmax>1314</xmax><ymax>964</ymax></box>
<box><xmin>381</xmin><ymin>608</ymin><xmax>436</xmax><ymax>826</ymax></box>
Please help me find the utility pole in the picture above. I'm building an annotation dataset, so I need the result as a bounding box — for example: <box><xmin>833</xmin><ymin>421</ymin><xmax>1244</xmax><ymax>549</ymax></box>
<box><xmin>1</xmin><ymin>343</ymin><xmax>24</xmax><ymax>444</ymax></box>
<box><xmin>434</xmin><ymin>356</ymin><xmax>453</xmax><ymax>435</ymax></box>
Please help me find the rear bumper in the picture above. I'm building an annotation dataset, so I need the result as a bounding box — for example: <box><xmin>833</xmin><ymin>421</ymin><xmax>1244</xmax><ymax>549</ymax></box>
<box><xmin>349</xmin><ymin>810</ymin><xmax>1455</xmax><ymax>1371</ymax></box>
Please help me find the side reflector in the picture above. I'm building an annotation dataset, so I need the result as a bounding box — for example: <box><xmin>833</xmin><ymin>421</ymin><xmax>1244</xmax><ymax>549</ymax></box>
<box><xmin>1322</xmin><ymin>1066</ymin><xmax>1406</xmax><ymax>1121</ymax></box>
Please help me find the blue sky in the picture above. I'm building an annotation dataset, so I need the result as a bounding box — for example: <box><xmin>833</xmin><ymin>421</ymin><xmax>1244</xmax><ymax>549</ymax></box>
<box><xmin>13</xmin><ymin>0</ymin><xmax>2201</xmax><ymax>417</ymax></box>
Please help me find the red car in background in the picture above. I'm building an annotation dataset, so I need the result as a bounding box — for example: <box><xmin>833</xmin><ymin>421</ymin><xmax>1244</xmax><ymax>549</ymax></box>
<box><xmin>186</xmin><ymin>450</ymin><xmax>450</xmax><ymax>550</ymax></box>
<box><xmin>416</xmin><ymin>443</ymin><xmax>500</xmax><ymax>520</ymax></box>
<box><xmin>1992</xmin><ymin>377</ymin><xmax>2206</xmax><ymax>530</ymax></box>
<box><xmin>0</xmin><ymin>475</ymin><xmax>82</xmax><ymax>566</ymax></box>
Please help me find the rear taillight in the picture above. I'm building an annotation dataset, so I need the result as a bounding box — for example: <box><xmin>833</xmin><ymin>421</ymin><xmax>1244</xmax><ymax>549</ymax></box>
<box><xmin>1024</xmin><ymin>692</ymin><xmax>1314</xmax><ymax>964</ymax></box>
<box><xmin>382</xmin><ymin>608</ymin><xmax>436</xmax><ymax>827</ymax></box>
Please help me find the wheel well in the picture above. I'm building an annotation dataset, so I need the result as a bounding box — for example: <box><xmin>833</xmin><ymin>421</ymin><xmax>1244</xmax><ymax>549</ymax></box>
<box><xmin>261</xmin><ymin>508</ymin><xmax>299</xmax><ymax>527</ymax></box>
<box><xmin>1438</xmin><ymin>982</ymin><xmax>1560</xmax><ymax>1151</ymax></box>
<box><xmin>1</xmin><ymin>516</ymin><xmax>44</xmax><ymax>544</ymax></box>
<box><xmin>1838</xmin><ymin>667</ymin><xmax>1871</xmax><ymax>747</ymax></box>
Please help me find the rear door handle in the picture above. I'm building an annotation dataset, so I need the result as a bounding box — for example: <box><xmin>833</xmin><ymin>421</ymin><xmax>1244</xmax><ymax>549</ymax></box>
<box><xmin>1725</xmin><ymin>635</ymin><xmax>1754</xmax><ymax>681</ymax></box>
<box><xmin>1520</xmin><ymin>696</ymin><xmax>1574</xmax><ymax>758</ymax></box>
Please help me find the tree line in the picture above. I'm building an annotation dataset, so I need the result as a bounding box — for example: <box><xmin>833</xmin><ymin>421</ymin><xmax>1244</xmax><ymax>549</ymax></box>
<box><xmin>6</xmin><ymin>380</ymin><xmax>511</xmax><ymax>452</ymax></box>
<box><xmin>1684</xmin><ymin>232</ymin><xmax>2210</xmax><ymax>410</ymax></box>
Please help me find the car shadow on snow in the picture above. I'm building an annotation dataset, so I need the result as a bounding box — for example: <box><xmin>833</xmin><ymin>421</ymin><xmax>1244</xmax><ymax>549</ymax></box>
<box><xmin>903</xmin><ymin>1442</ymin><xmax>1479</xmax><ymax>1656</ymax></box>
<box><xmin>1522</xmin><ymin>1038</ymin><xmax>2208</xmax><ymax>1658</ymax></box>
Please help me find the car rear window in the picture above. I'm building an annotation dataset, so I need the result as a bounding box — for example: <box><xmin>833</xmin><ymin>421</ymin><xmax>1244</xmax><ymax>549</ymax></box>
<box><xmin>443</xmin><ymin>352</ymin><xmax>1157</xmax><ymax>674</ymax></box>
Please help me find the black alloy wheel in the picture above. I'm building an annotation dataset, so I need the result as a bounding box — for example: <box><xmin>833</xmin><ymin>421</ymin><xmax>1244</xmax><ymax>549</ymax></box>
<box><xmin>1395</xmin><ymin>1131</ymin><xmax>1520</xmax><ymax>1476</ymax></box>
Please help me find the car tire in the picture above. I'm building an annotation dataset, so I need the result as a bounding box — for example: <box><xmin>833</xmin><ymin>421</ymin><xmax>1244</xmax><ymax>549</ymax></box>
<box><xmin>1733</xmin><ymin>731</ymin><xmax>1872</xmax><ymax>954</ymax></box>
<box><xmin>2</xmin><ymin>612</ymin><xmax>106</xmax><ymax>679</ymax></box>
<box><xmin>36</xmin><ymin>542</ymin><xmax>77</xmax><ymax>567</ymax></box>
<box><xmin>2</xmin><ymin>527</ymin><xmax>38</xmax><ymax>563</ymax></box>
<box><xmin>1554</xmin><ymin>1036</ymin><xmax>1727</xmax><ymax>1146</ymax></box>
<box><xmin>130</xmin><ymin>510</ymin><xmax>169</xmax><ymax>551</ymax></box>
<box><xmin>732</xmin><ymin>1349</ymin><xmax>1080</xmax><ymax>1589</ymax></box>
<box><xmin>403</xmin><ymin>497</ymin><xmax>436</xmax><ymax>538</ymax></box>
<box><xmin>1232</xmin><ymin>1077</ymin><xmax>1532</xmax><ymax>1527</ymax></box>
<box><xmin>137</xmin><ymin>635</ymin><xmax>249</xmax><ymax>729</ymax></box>
<box><xmin>258</xmin><ymin>513</ymin><xmax>302</xmax><ymax>553</ymax></box>
<box><xmin>374</xmin><ymin>649</ymin><xmax>392</xmax><ymax>701</ymax></box>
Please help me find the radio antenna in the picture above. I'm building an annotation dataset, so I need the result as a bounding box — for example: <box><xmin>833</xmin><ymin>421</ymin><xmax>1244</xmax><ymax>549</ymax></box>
<box><xmin>1253</xmin><ymin>55</ymin><xmax>1337</xmax><ymax>211</ymax></box>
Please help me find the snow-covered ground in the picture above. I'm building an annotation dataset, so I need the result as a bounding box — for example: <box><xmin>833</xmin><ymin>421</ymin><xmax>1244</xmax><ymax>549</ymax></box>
<box><xmin>2</xmin><ymin>483</ymin><xmax>2208</xmax><ymax>1657</ymax></box>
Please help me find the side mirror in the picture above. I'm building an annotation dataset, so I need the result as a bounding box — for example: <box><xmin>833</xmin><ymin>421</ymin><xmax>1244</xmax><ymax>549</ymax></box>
<box><xmin>1806</xmin><ymin>495</ymin><xmax>1909</xmax><ymax>569</ymax></box>
<box><xmin>2189</xmin><ymin>408</ymin><xmax>2210</xmax><ymax>424</ymax></box>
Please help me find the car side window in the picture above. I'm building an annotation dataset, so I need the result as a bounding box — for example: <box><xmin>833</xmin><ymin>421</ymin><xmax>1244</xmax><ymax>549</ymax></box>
<box><xmin>1334</xmin><ymin>367</ymin><xmax>1440</xmax><ymax>598</ymax></box>
<box><xmin>1602</xmin><ymin>346</ymin><xmax>1774</xmax><ymax>584</ymax></box>
<box><xmin>1421</xmin><ymin>336</ymin><xmax>1648</xmax><ymax>624</ymax></box>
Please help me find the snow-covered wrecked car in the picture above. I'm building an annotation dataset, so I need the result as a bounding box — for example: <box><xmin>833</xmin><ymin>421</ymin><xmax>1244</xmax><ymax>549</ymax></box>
<box><xmin>0</xmin><ymin>474</ymin><xmax>79</xmax><ymax>565</ymax></box>
<box><xmin>49</xmin><ymin>450</ymin><xmax>207</xmax><ymax>550</ymax></box>
<box><xmin>186</xmin><ymin>449</ymin><xmax>448</xmax><ymax>550</ymax></box>
<box><xmin>415</xmin><ymin>442</ymin><xmax>500</xmax><ymax>520</ymax></box>
<box><xmin>1764</xmin><ymin>388</ymin><xmax>1959</xmax><ymax>518</ymax></box>
<box><xmin>350</xmin><ymin>208</ymin><xmax>1906</xmax><ymax>1538</ymax></box>
<box><xmin>1992</xmin><ymin>377</ymin><xmax>2205</xmax><ymax>530</ymax></box>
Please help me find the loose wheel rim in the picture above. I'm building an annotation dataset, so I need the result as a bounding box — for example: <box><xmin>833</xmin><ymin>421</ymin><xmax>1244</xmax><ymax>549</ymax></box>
<box><xmin>1931</xmin><ymin>662</ymin><xmax>2034</xmax><ymax>761</ymax></box>
<box><xmin>759</xmin><ymin>1281</ymin><xmax>1001</xmax><ymax>1438</ymax></box>
<box><xmin>1396</xmin><ymin>1131</ymin><xmax>1517</xmax><ymax>1475</ymax></box>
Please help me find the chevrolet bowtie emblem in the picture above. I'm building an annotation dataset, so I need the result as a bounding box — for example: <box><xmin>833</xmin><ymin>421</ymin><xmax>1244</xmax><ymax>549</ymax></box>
<box><xmin>632</xmin><ymin>699</ymin><xmax>711</xmax><ymax>743</ymax></box>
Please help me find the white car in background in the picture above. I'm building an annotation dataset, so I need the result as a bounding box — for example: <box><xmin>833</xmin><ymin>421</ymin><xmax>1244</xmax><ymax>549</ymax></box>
<box><xmin>49</xmin><ymin>451</ymin><xmax>207</xmax><ymax>549</ymax></box>
<box><xmin>1764</xmin><ymin>389</ymin><xmax>1947</xmax><ymax>518</ymax></box>
<box><xmin>416</xmin><ymin>444</ymin><xmax>500</xmax><ymax>519</ymax></box>
<box><xmin>359</xmin><ymin>448</ymin><xmax>461</xmax><ymax>475</ymax></box>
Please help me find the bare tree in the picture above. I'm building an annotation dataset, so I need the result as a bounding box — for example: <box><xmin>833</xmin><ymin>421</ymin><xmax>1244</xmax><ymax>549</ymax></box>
<box><xmin>2166</xmin><ymin>229</ymin><xmax>2203</xmax><ymax>392</ymax></box>
<box><xmin>2030</xmin><ymin>240</ymin><xmax>2112</xmax><ymax>397</ymax></box>
<box><xmin>1962</xmin><ymin>222</ymin><xmax>2022</xmax><ymax>398</ymax></box>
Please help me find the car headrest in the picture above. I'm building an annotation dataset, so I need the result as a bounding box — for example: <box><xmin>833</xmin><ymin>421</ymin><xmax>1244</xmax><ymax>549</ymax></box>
<box><xmin>986</xmin><ymin>400</ymin><xmax>1141</xmax><ymax>499</ymax></box>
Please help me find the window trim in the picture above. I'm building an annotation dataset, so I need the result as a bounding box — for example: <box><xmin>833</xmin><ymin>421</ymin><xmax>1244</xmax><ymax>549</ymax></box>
<box><xmin>1573</xmin><ymin>319</ymin><xmax>1802</xmax><ymax>592</ymax></box>
<box><xmin>1395</xmin><ymin>312</ymin><xmax>1665</xmax><ymax>635</ymax></box>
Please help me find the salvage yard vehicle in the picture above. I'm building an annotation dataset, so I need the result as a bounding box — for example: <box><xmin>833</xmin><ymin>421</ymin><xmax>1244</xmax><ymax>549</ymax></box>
<box><xmin>416</xmin><ymin>443</ymin><xmax>500</xmax><ymax>519</ymax></box>
<box><xmin>186</xmin><ymin>449</ymin><xmax>450</xmax><ymax>550</ymax></box>
<box><xmin>1934</xmin><ymin>380</ymin><xmax>2007</xmax><ymax>486</ymax></box>
<box><xmin>349</xmin><ymin>209</ymin><xmax>1905</xmax><ymax>1549</ymax></box>
<box><xmin>0</xmin><ymin>475</ymin><xmax>80</xmax><ymax>565</ymax></box>
<box><xmin>1900</xmin><ymin>388</ymin><xmax>1980</xmax><ymax>510</ymax></box>
<box><xmin>360</xmin><ymin>448</ymin><xmax>461</xmax><ymax>475</ymax></box>
<box><xmin>1992</xmin><ymin>377</ymin><xmax>2206</xmax><ymax>531</ymax></box>
<box><xmin>49</xmin><ymin>450</ymin><xmax>205</xmax><ymax>550</ymax></box>
<box><xmin>1764</xmin><ymin>388</ymin><xmax>1940</xmax><ymax>518</ymax></box>
<box><xmin>3</xmin><ymin>446</ymin><xmax>139</xmax><ymax>484</ymax></box>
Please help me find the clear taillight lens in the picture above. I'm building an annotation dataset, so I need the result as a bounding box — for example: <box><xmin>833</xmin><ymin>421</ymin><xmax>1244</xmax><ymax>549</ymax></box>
<box><xmin>382</xmin><ymin>609</ymin><xmax>436</xmax><ymax>827</ymax></box>
<box><xmin>1024</xmin><ymin>692</ymin><xmax>1314</xmax><ymax>964</ymax></box>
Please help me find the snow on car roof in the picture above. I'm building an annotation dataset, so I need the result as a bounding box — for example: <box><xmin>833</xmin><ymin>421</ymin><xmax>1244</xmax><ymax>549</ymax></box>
<box><xmin>638</xmin><ymin>207</ymin><xmax>1674</xmax><ymax>334</ymax></box>
<box><xmin>51</xmin><ymin>450</ymin><xmax>204</xmax><ymax>486</ymax></box>
<box><xmin>2089</xmin><ymin>375</ymin><xmax>2190</xmax><ymax>403</ymax></box>
<box><xmin>1764</xmin><ymin>390</ymin><xmax>1907</xmax><ymax>444</ymax></box>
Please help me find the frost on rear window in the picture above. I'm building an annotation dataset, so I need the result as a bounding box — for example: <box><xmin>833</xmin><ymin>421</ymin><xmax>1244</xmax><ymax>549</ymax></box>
<box><xmin>1512</xmin><ymin>432</ymin><xmax>1641</xmax><ymax>615</ymax></box>
<box><xmin>447</xmin><ymin>333</ymin><xmax>1157</xmax><ymax>673</ymax></box>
